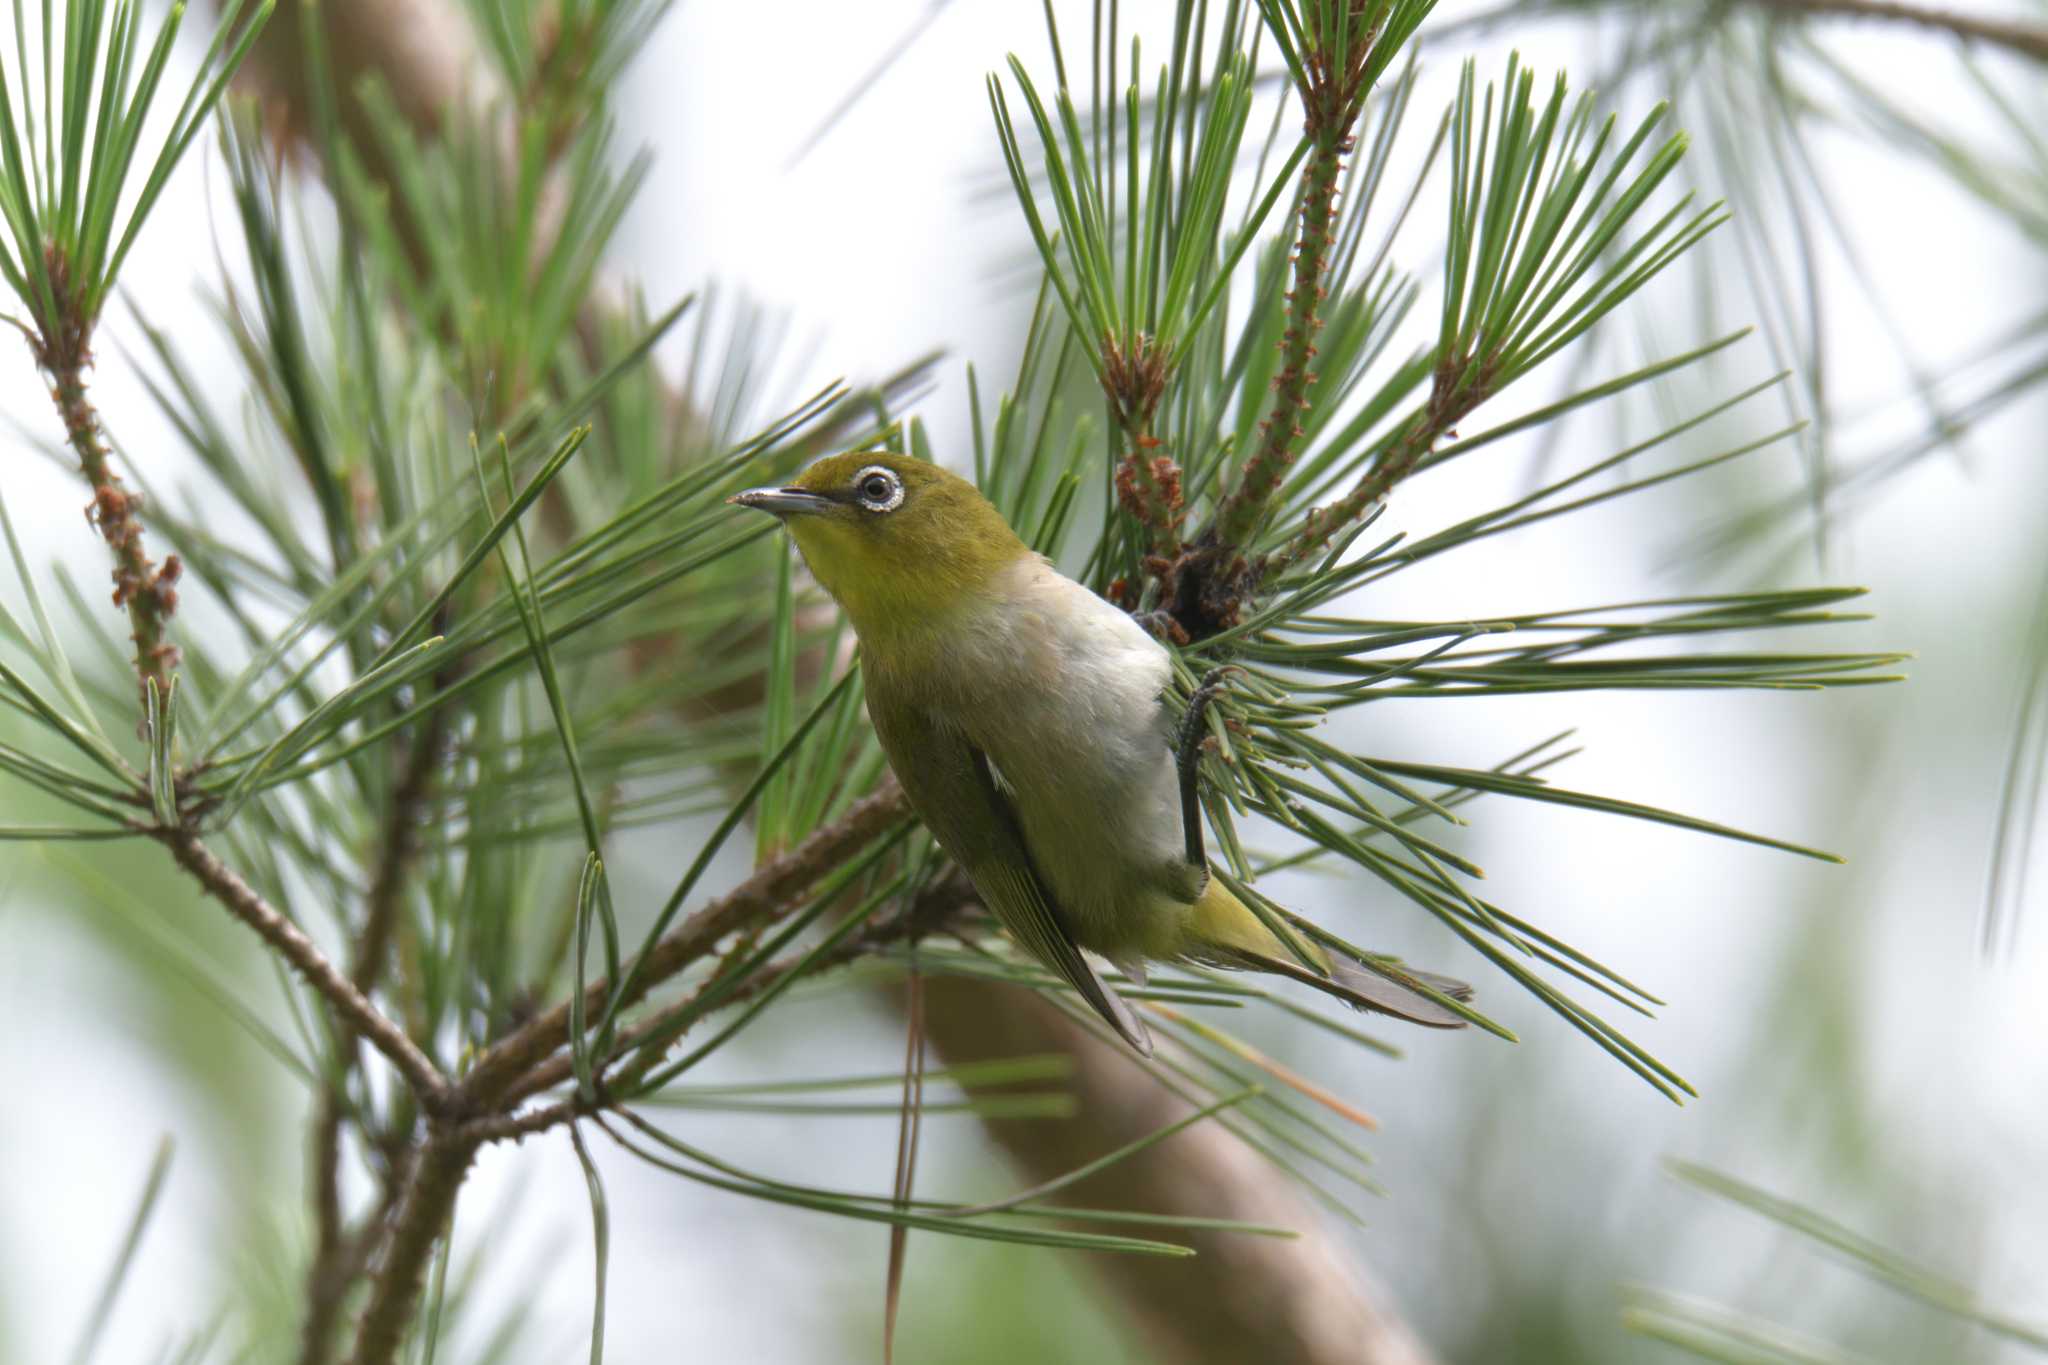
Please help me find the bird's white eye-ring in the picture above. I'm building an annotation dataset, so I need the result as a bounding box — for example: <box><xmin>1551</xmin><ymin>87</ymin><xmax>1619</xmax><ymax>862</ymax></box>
<box><xmin>854</xmin><ymin>465</ymin><xmax>904</xmax><ymax>513</ymax></box>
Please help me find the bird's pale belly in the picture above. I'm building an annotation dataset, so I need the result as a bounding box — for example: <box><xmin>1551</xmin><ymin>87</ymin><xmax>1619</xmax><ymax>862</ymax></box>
<box><xmin>934</xmin><ymin>553</ymin><xmax>1198</xmax><ymax>959</ymax></box>
<box><xmin>976</xmin><ymin>679</ymin><xmax>1191</xmax><ymax>961</ymax></box>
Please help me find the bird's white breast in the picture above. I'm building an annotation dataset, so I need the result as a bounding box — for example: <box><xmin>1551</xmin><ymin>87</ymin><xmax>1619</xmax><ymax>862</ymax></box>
<box><xmin>936</xmin><ymin>555</ymin><xmax>1189</xmax><ymax>952</ymax></box>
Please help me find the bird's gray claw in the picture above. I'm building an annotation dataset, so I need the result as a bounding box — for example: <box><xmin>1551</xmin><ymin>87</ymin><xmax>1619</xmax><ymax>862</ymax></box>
<box><xmin>1175</xmin><ymin>666</ymin><xmax>1240</xmax><ymax>869</ymax></box>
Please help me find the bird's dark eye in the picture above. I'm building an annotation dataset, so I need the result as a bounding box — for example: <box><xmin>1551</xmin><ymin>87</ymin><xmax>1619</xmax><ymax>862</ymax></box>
<box><xmin>853</xmin><ymin>466</ymin><xmax>903</xmax><ymax>512</ymax></box>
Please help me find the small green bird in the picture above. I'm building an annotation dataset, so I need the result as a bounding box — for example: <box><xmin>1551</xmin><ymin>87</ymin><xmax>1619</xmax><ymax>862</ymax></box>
<box><xmin>732</xmin><ymin>452</ymin><xmax>1470</xmax><ymax>1054</ymax></box>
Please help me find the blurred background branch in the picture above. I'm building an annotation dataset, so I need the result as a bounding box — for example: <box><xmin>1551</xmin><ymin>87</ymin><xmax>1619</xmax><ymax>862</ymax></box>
<box><xmin>1755</xmin><ymin>0</ymin><xmax>2048</xmax><ymax>63</ymax></box>
<box><xmin>925</xmin><ymin>975</ymin><xmax>1441</xmax><ymax>1365</ymax></box>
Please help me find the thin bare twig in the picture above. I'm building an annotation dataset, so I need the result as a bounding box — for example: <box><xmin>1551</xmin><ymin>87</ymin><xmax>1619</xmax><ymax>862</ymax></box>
<box><xmin>1758</xmin><ymin>0</ymin><xmax>2048</xmax><ymax>63</ymax></box>
<box><xmin>158</xmin><ymin>826</ymin><xmax>450</xmax><ymax>1107</ymax></box>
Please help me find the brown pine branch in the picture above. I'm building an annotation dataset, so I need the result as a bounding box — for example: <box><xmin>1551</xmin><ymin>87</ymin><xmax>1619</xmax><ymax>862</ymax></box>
<box><xmin>350</xmin><ymin>711</ymin><xmax>448</xmax><ymax>1002</ymax></box>
<box><xmin>32</xmin><ymin>257</ymin><xmax>181</xmax><ymax>709</ymax></box>
<box><xmin>444</xmin><ymin>900</ymin><xmax>970</xmax><ymax>1146</ymax></box>
<box><xmin>321</xmin><ymin>834</ymin><xmax>966</xmax><ymax>1365</ymax></box>
<box><xmin>299</xmin><ymin>1101</ymin><xmax>351</xmax><ymax>1365</ymax></box>
<box><xmin>1270</xmin><ymin>354</ymin><xmax>1493</xmax><ymax>576</ymax></box>
<box><xmin>345</xmin><ymin>1132</ymin><xmax>478</xmax><ymax>1365</ymax></box>
<box><xmin>487</xmin><ymin>869</ymin><xmax>978</xmax><ymax>1118</ymax></box>
<box><xmin>158</xmin><ymin>825</ymin><xmax>451</xmax><ymax>1106</ymax></box>
<box><xmin>300</xmin><ymin>1141</ymin><xmax>415</xmax><ymax>1365</ymax></box>
<box><xmin>922</xmin><ymin>976</ymin><xmax>1441</xmax><ymax>1365</ymax></box>
<box><xmin>1756</xmin><ymin>0</ymin><xmax>2048</xmax><ymax>63</ymax></box>
<box><xmin>456</xmin><ymin>783</ymin><xmax>909</xmax><ymax>1107</ymax></box>
<box><xmin>299</xmin><ymin>704</ymin><xmax>452</xmax><ymax>1365</ymax></box>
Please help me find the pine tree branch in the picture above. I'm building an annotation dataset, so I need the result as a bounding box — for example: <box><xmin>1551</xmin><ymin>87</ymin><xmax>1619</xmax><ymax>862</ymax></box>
<box><xmin>157</xmin><ymin>825</ymin><xmax>451</xmax><ymax>1107</ymax></box>
<box><xmin>300</xmin><ymin>1141</ymin><xmax>413</xmax><ymax>1365</ymax></box>
<box><xmin>922</xmin><ymin>975</ymin><xmax>1442</xmax><ymax>1365</ymax></box>
<box><xmin>483</xmin><ymin>869</ymin><xmax>978</xmax><ymax>1119</ymax></box>
<box><xmin>1191</xmin><ymin>2</ymin><xmax>1390</xmax><ymax>632</ymax></box>
<box><xmin>299</xmin><ymin>1106</ymin><xmax>349</xmax><ymax>1365</ymax></box>
<box><xmin>1753</xmin><ymin>0</ymin><xmax>2048</xmax><ymax>64</ymax></box>
<box><xmin>344</xmin><ymin>1131</ymin><xmax>477</xmax><ymax>1365</ymax></box>
<box><xmin>1272</xmin><ymin>354</ymin><xmax>1490</xmax><ymax>575</ymax></box>
<box><xmin>299</xmin><ymin>704</ymin><xmax>451</xmax><ymax>1365</ymax></box>
<box><xmin>1211</xmin><ymin>137</ymin><xmax>1347</xmax><ymax>553</ymax></box>
<box><xmin>33</xmin><ymin>272</ymin><xmax>181</xmax><ymax>710</ymax></box>
<box><xmin>455</xmin><ymin>783</ymin><xmax>910</xmax><ymax>1107</ymax></box>
<box><xmin>350</xmin><ymin>711</ymin><xmax>447</xmax><ymax>1005</ymax></box>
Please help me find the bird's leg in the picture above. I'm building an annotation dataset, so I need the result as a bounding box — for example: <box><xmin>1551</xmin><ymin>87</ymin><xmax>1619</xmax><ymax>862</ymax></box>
<box><xmin>1176</xmin><ymin>666</ymin><xmax>1240</xmax><ymax>870</ymax></box>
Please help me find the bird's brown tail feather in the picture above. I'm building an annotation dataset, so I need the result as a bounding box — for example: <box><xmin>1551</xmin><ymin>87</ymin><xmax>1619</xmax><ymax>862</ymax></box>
<box><xmin>1233</xmin><ymin>948</ymin><xmax>1473</xmax><ymax>1029</ymax></box>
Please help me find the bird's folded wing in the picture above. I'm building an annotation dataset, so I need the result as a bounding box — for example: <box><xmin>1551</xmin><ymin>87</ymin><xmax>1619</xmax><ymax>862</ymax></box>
<box><xmin>868</xmin><ymin>696</ymin><xmax>1152</xmax><ymax>1055</ymax></box>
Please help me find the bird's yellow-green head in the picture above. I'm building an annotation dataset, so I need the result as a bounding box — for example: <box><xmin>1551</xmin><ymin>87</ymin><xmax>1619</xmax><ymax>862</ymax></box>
<box><xmin>729</xmin><ymin>453</ymin><xmax>1030</xmax><ymax>643</ymax></box>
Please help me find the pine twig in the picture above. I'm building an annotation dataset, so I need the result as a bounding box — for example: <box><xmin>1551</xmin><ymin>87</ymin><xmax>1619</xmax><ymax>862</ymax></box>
<box><xmin>1210</xmin><ymin>135</ymin><xmax>1349</xmax><ymax>553</ymax></box>
<box><xmin>157</xmin><ymin>826</ymin><xmax>451</xmax><ymax>1107</ymax></box>
<box><xmin>1756</xmin><ymin>0</ymin><xmax>2048</xmax><ymax>64</ymax></box>
<box><xmin>33</xmin><ymin>263</ymin><xmax>181</xmax><ymax>709</ymax></box>
<box><xmin>488</xmin><ymin>870</ymin><xmax>978</xmax><ymax>1116</ymax></box>
<box><xmin>1272</xmin><ymin>354</ymin><xmax>1491</xmax><ymax>575</ymax></box>
<box><xmin>350</xmin><ymin>711</ymin><xmax>449</xmax><ymax>1002</ymax></box>
<box><xmin>455</xmin><ymin>783</ymin><xmax>909</xmax><ymax>1107</ymax></box>
<box><xmin>1208</xmin><ymin>2</ymin><xmax>1387</xmax><ymax>559</ymax></box>
<box><xmin>298</xmin><ymin>1121</ymin><xmax>350</xmax><ymax>1365</ymax></box>
<box><xmin>301</xmin><ymin>1147</ymin><xmax>415</xmax><ymax>1365</ymax></box>
<box><xmin>1187</xmin><ymin>1</ymin><xmax>1396</xmax><ymax>633</ymax></box>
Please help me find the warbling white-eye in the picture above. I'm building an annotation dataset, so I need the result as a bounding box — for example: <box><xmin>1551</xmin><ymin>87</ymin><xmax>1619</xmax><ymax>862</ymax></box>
<box><xmin>732</xmin><ymin>452</ymin><xmax>1470</xmax><ymax>1054</ymax></box>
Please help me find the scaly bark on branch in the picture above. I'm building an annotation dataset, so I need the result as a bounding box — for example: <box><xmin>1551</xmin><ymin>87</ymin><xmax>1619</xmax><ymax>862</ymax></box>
<box><xmin>1189</xmin><ymin>2</ymin><xmax>1386</xmax><ymax>635</ymax></box>
<box><xmin>1209</xmin><ymin>133</ymin><xmax>1349</xmax><ymax>556</ymax></box>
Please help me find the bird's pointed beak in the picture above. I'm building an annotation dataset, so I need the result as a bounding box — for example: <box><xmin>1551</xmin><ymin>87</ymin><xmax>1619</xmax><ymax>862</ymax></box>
<box><xmin>729</xmin><ymin>486</ymin><xmax>833</xmax><ymax>517</ymax></box>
